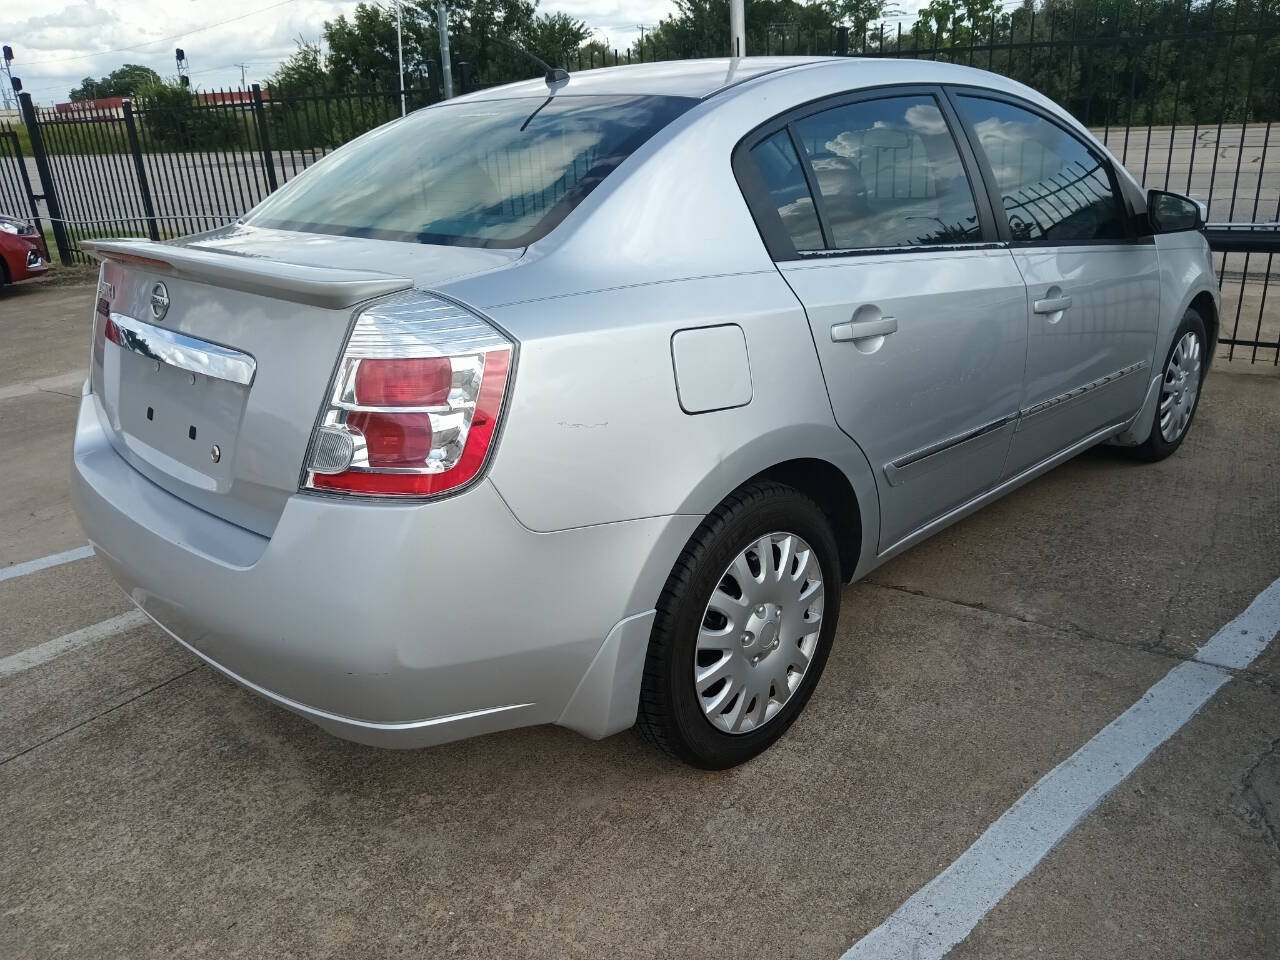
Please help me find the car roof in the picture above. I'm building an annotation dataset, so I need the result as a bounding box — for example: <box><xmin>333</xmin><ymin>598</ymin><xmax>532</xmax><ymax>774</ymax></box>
<box><xmin>447</xmin><ymin>57</ymin><xmax>836</xmax><ymax>102</ymax></box>
<box><xmin>445</xmin><ymin>56</ymin><xmax>1061</xmax><ymax>107</ymax></box>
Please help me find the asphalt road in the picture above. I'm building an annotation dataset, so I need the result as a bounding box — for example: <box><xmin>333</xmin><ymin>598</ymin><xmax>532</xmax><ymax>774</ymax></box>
<box><xmin>1</xmin><ymin>280</ymin><xmax>1278</xmax><ymax>958</ymax></box>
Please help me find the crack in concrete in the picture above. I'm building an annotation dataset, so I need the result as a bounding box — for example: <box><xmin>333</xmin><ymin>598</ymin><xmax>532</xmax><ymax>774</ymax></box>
<box><xmin>0</xmin><ymin>664</ymin><xmax>205</xmax><ymax>768</ymax></box>
<box><xmin>1240</xmin><ymin>735</ymin><xmax>1280</xmax><ymax>858</ymax></box>
<box><xmin>863</xmin><ymin>579</ymin><xmax>1280</xmax><ymax>695</ymax></box>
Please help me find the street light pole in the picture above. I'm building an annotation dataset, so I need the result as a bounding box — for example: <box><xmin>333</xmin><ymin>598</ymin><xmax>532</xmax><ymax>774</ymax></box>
<box><xmin>729</xmin><ymin>0</ymin><xmax>745</xmax><ymax>57</ymax></box>
<box><xmin>436</xmin><ymin>2</ymin><xmax>454</xmax><ymax>99</ymax></box>
<box><xmin>395</xmin><ymin>0</ymin><xmax>405</xmax><ymax>116</ymax></box>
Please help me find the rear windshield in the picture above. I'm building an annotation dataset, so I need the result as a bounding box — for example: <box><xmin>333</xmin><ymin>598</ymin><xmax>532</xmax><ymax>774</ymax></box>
<box><xmin>244</xmin><ymin>94</ymin><xmax>696</xmax><ymax>247</ymax></box>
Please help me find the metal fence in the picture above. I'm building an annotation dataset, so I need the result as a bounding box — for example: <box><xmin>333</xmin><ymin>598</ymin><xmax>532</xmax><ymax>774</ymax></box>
<box><xmin>1</xmin><ymin>0</ymin><xmax>1279</xmax><ymax>362</ymax></box>
<box><xmin>0</xmin><ymin>83</ymin><xmax>442</xmax><ymax>260</ymax></box>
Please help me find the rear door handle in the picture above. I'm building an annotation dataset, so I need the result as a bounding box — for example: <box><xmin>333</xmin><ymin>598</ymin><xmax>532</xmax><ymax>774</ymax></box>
<box><xmin>831</xmin><ymin>316</ymin><xmax>897</xmax><ymax>342</ymax></box>
<box><xmin>1033</xmin><ymin>295</ymin><xmax>1073</xmax><ymax>314</ymax></box>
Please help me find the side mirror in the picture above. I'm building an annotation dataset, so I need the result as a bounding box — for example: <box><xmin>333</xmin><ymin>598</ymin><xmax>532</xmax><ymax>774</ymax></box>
<box><xmin>1148</xmin><ymin>189</ymin><xmax>1204</xmax><ymax>234</ymax></box>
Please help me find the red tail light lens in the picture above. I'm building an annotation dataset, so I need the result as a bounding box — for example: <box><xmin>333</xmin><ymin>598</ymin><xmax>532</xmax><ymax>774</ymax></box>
<box><xmin>354</xmin><ymin>357</ymin><xmax>452</xmax><ymax>407</ymax></box>
<box><xmin>346</xmin><ymin>411</ymin><xmax>434</xmax><ymax>468</ymax></box>
<box><xmin>304</xmin><ymin>292</ymin><xmax>514</xmax><ymax>498</ymax></box>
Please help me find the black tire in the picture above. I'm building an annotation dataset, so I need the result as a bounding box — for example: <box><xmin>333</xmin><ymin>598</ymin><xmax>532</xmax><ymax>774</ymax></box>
<box><xmin>634</xmin><ymin>480</ymin><xmax>841</xmax><ymax>769</ymax></box>
<box><xmin>1131</xmin><ymin>308</ymin><xmax>1209</xmax><ymax>462</ymax></box>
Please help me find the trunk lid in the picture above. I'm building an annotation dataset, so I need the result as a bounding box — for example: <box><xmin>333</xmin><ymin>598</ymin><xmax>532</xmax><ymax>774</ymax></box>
<box><xmin>85</xmin><ymin>233</ymin><xmax>521</xmax><ymax>537</ymax></box>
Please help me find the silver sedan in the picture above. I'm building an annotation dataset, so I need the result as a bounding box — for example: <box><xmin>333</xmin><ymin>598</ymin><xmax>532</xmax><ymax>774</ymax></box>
<box><xmin>72</xmin><ymin>57</ymin><xmax>1218</xmax><ymax>768</ymax></box>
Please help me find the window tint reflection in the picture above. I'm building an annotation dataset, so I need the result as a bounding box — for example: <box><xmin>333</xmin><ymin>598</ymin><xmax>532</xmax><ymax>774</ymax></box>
<box><xmin>792</xmin><ymin>96</ymin><xmax>981</xmax><ymax>249</ymax></box>
<box><xmin>750</xmin><ymin>130</ymin><xmax>825</xmax><ymax>251</ymax></box>
<box><xmin>956</xmin><ymin>97</ymin><xmax>1125</xmax><ymax>243</ymax></box>
<box><xmin>246</xmin><ymin>95</ymin><xmax>695</xmax><ymax>247</ymax></box>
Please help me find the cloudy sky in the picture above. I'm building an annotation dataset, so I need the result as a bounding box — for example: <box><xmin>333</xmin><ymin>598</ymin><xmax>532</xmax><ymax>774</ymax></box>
<box><xmin>1</xmin><ymin>0</ymin><xmax>929</xmax><ymax>106</ymax></box>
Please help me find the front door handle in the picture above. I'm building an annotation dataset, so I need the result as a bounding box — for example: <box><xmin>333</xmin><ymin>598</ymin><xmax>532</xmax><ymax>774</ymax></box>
<box><xmin>1033</xmin><ymin>295</ymin><xmax>1073</xmax><ymax>314</ymax></box>
<box><xmin>831</xmin><ymin>316</ymin><xmax>898</xmax><ymax>342</ymax></box>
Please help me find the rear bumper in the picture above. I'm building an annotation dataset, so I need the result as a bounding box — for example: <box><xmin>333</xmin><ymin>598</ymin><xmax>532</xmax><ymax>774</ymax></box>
<box><xmin>71</xmin><ymin>391</ymin><xmax>697</xmax><ymax>748</ymax></box>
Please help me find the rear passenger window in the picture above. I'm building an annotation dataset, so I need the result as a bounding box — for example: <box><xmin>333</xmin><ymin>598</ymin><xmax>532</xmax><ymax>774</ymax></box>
<box><xmin>955</xmin><ymin>96</ymin><xmax>1125</xmax><ymax>243</ymax></box>
<box><xmin>750</xmin><ymin>130</ymin><xmax>825</xmax><ymax>252</ymax></box>
<box><xmin>791</xmin><ymin>95</ymin><xmax>982</xmax><ymax>249</ymax></box>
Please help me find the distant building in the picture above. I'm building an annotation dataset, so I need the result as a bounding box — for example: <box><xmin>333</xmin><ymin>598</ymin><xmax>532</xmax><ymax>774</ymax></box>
<box><xmin>54</xmin><ymin>96</ymin><xmax>126</xmax><ymax>118</ymax></box>
<box><xmin>52</xmin><ymin>89</ymin><xmax>271</xmax><ymax>117</ymax></box>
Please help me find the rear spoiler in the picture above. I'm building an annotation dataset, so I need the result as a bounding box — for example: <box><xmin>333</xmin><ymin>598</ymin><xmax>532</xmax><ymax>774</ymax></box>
<box><xmin>80</xmin><ymin>238</ymin><xmax>413</xmax><ymax>310</ymax></box>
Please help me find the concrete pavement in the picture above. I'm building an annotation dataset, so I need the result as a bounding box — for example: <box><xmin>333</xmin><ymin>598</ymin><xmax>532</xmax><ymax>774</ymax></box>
<box><xmin>0</xmin><ymin>280</ymin><xmax>1276</xmax><ymax>959</ymax></box>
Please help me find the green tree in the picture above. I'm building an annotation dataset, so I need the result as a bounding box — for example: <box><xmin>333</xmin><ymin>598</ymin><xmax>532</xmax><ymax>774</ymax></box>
<box><xmin>136</xmin><ymin>79</ymin><xmax>239</xmax><ymax>150</ymax></box>
<box><xmin>267</xmin><ymin>41</ymin><xmax>335</xmax><ymax>96</ymax></box>
<box><xmin>69</xmin><ymin>63</ymin><xmax>162</xmax><ymax>102</ymax></box>
<box><xmin>310</xmin><ymin>0</ymin><xmax>586</xmax><ymax>92</ymax></box>
<box><xmin>908</xmin><ymin>0</ymin><xmax>1007</xmax><ymax>49</ymax></box>
<box><xmin>523</xmin><ymin>11</ymin><xmax>592</xmax><ymax>70</ymax></box>
<box><xmin>640</xmin><ymin>0</ymin><xmax>884</xmax><ymax>59</ymax></box>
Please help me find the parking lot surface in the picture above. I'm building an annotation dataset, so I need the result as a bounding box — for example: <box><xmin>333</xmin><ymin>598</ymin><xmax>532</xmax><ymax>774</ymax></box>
<box><xmin>1</xmin><ymin>279</ymin><xmax>1277</xmax><ymax>959</ymax></box>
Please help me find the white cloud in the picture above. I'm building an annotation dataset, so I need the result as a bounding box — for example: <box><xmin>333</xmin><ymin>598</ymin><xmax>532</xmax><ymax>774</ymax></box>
<box><xmin>1</xmin><ymin>0</ymin><xmax>947</xmax><ymax>105</ymax></box>
<box><xmin>0</xmin><ymin>0</ymin><xmax>685</xmax><ymax>104</ymax></box>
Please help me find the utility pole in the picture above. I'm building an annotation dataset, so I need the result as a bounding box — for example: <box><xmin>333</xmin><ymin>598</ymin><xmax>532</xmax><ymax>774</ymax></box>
<box><xmin>729</xmin><ymin>0</ymin><xmax>745</xmax><ymax>57</ymax></box>
<box><xmin>436</xmin><ymin>2</ymin><xmax>453</xmax><ymax>99</ymax></box>
<box><xmin>234</xmin><ymin>62</ymin><xmax>248</xmax><ymax>87</ymax></box>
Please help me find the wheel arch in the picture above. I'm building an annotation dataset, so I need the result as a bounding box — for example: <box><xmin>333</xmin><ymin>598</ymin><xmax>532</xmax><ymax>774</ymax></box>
<box><xmin>671</xmin><ymin>425</ymin><xmax>882</xmax><ymax>585</ymax></box>
<box><xmin>1188</xmin><ymin>288</ymin><xmax>1219</xmax><ymax>360</ymax></box>
<box><xmin>746</xmin><ymin>458</ymin><xmax>865</xmax><ymax>583</ymax></box>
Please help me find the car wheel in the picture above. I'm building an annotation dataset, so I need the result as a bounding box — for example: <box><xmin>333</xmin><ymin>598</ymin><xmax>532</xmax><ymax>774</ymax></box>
<box><xmin>634</xmin><ymin>480</ymin><xmax>841</xmax><ymax>769</ymax></box>
<box><xmin>1132</xmin><ymin>309</ymin><xmax>1208</xmax><ymax>462</ymax></box>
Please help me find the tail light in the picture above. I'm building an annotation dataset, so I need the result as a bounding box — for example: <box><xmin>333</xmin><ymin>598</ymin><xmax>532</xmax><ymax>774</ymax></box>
<box><xmin>303</xmin><ymin>291</ymin><xmax>514</xmax><ymax>498</ymax></box>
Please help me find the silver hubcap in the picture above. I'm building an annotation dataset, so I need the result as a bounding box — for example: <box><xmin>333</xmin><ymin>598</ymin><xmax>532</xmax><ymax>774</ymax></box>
<box><xmin>1160</xmin><ymin>330</ymin><xmax>1203</xmax><ymax>443</ymax></box>
<box><xmin>694</xmin><ymin>532</ymin><xmax>825</xmax><ymax>735</ymax></box>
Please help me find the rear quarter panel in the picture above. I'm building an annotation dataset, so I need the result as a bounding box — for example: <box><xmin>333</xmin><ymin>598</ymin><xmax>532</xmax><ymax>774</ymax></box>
<box><xmin>483</xmin><ymin>271</ymin><xmax>879</xmax><ymax>548</ymax></box>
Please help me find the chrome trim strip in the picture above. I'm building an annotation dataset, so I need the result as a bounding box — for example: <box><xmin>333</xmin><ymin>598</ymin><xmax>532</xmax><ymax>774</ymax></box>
<box><xmin>883</xmin><ymin>413</ymin><xmax>1018</xmax><ymax>487</ymax></box>
<box><xmin>793</xmin><ymin>241</ymin><xmax>1004</xmax><ymax>261</ymax></box>
<box><xmin>1019</xmin><ymin>360</ymin><xmax>1147</xmax><ymax>421</ymax></box>
<box><xmin>110</xmin><ymin>312</ymin><xmax>257</xmax><ymax>387</ymax></box>
<box><xmin>878</xmin><ymin>417</ymin><xmax>1131</xmax><ymax>562</ymax></box>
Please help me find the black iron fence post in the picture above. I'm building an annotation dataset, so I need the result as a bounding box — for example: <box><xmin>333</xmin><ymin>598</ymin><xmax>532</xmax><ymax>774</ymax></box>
<box><xmin>0</xmin><ymin>129</ymin><xmax>47</xmax><ymax>241</ymax></box>
<box><xmin>122</xmin><ymin>101</ymin><xmax>160</xmax><ymax>241</ymax></box>
<box><xmin>251</xmin><ymin>84</ymin><xmax>279</xmax><ymax>194</ymax></box>
<box><xmin>17</xmin><ymin>93</ymin><xmax>71</xmax><ymax>266</ymax></box>
<box><xmin>837</xmin><ymin>26</ymin><xmax>850</xmax><ymax>57</ymax></box>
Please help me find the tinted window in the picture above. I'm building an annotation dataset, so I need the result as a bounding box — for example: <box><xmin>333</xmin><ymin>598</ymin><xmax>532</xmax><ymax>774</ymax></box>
<box><xmin>749</xmin><ymin>130</ymin><xmax>825</xmax><ymax>251</ymax></box>
<box><xmin>956</xmin><ymin>96</ymin><xmax>1125</xmax><ymax>243</ymax></box>
<box><xmin>245</xmin><ymin>95</ymin><xmax>695</xmax><ymax>247</ymax></box>
<box><xmin>791</xmin><ymin>95</ymin><xmax>981</xmax><ymax>249</ymax></box>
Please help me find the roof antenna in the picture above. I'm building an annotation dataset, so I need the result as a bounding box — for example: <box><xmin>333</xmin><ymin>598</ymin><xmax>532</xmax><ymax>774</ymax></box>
<box><xmin>488</xmin><ymin>34</ymin><xmax>570</xmax><ymax>88</ymax></box>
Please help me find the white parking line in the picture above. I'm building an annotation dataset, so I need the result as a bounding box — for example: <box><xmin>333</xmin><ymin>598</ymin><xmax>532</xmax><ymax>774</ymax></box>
<box><xmin>0</xmin><ymin>610</ymin><xmax>149</xmax><ymax>679</ymax></box>
<box><xmin>842</xmin><ymin>577</ymin><xmax>1280</xmax><ymax>960</ymax></box>
<box><xmin>0</xmin><ymin>371</ymin><xmax>87</xmax><ymax>402</ymax></box>
<box><xmin>0</xmin><ymin>545</ymin><xmax>95</xmax><ymax>584</ymax></box>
